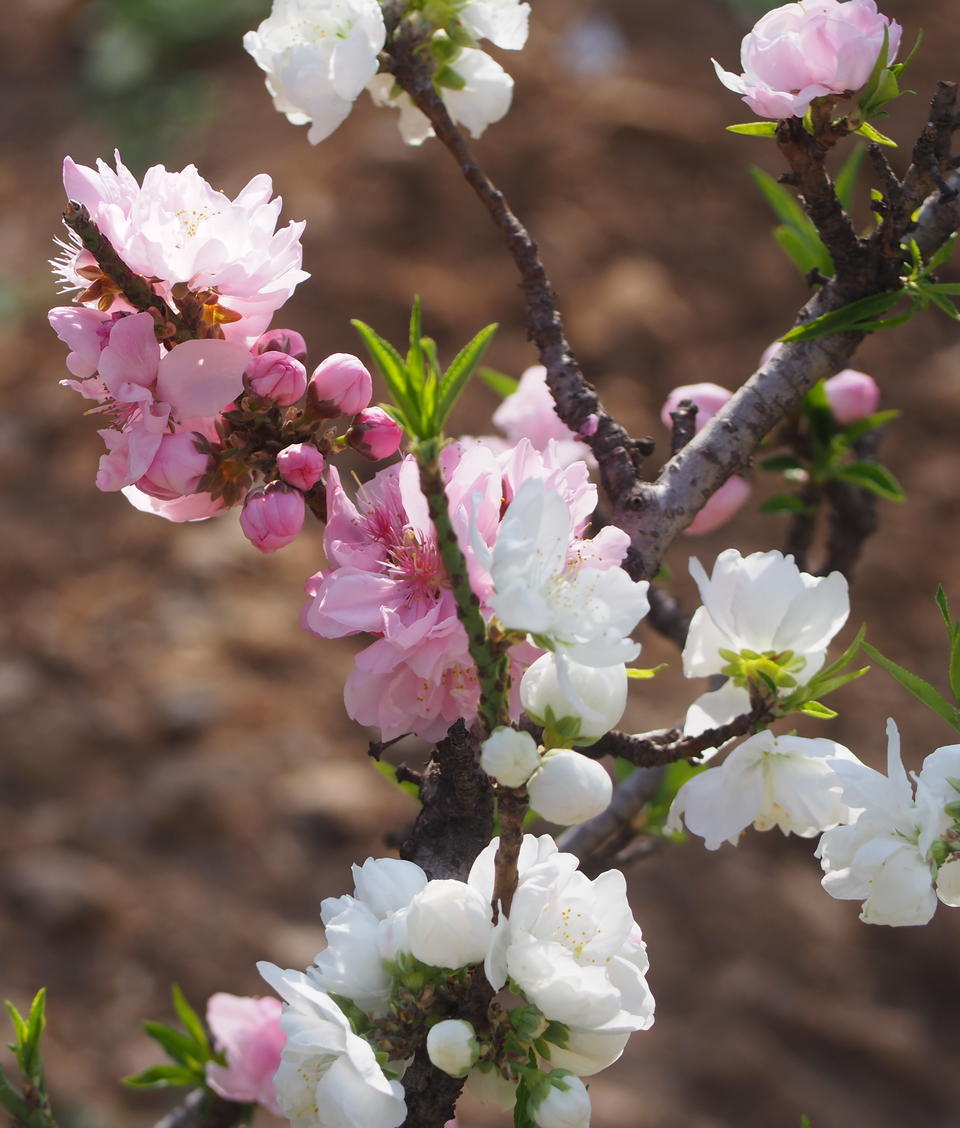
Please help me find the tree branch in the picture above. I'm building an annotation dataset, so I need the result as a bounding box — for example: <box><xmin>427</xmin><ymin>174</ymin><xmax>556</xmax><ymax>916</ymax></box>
<box><xmin>151</xmin><ymin>1090</ymin><xmax>248</xmax><ymax>1128</ymax></box>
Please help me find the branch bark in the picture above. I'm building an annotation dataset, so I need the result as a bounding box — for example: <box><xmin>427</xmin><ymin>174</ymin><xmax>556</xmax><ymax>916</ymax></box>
<box><xmin>151</xmin><ymin>1090</ymin><xmax>248</xmax><ymax>1128</ymax></box>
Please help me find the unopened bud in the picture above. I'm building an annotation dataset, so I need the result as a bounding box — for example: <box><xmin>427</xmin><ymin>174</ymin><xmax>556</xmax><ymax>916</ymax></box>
<box><xmin>347</xmin><ymin>407</ymin><xmax>404</xmax><ymax>461</ymax></box>
<box><xmin>244</xmin><ymin>351</ymin><xmax>307</xmax><ymax>406</ymax></box>
<box><xmin>426</xmin><ymin>1020</ymin><xmax>479</xmax><ymax>1078</ymax></box>
<box><xmin>276</xmin><ymin>443</ymin><xmax>325</xmax><ymax>491</ymax></box>
<box><xmin>138</xmin><ymin>432</ymin><xmax>211</xmax><ymax>500</ymax></box>
<box><xmin>307</xmin><ymin>353</ymin><xmax>373</xmax><ymax>418</ymax></box>
<box><xmin>823</xmin><ymin>368</ymin><xmax>880</xmax><ymax>425</ymax></box>
<box><xmin>527</xmin><ymin>750</ymin><xmax>612</xmax><ymax>826</ymax></box>
<box><xmin>254</xmin><ymin>328</ymin><xmax>308</xmax><ymax>364</ymax></box>
<box><xmin>532</xmin><ymin>1072</ymin><xmax>591</xmax><ymax>1128</ymax></box>
<box><xmin>660</xmin><ymin>383</ymin><xmax>731</xmax><ymax>432</ymax></box>
<box><xmin>239</xmin><ymin>482</ymin><xmax>305</xmax><ymax>553</ymax></box>
<box><xmin>480</xmin><ymin>727</ymin><xmax>541</xmax><ymax>787</ymax></box>
<box><xmin>684</xmin><ymin>475</ymin><xmax>751</xmax><ymax>536</ymax></box>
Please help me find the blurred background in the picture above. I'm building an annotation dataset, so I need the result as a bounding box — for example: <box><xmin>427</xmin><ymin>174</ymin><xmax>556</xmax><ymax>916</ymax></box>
<box><xmin>2</xmin><ymin>0</ymin><xmax>960</xmax><ymax>1124</ymax></box>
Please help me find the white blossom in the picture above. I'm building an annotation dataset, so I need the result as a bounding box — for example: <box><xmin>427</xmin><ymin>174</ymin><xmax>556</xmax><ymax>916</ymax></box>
<box><xmin>469</xmin><ymin>836</ymin><xmax>655</xmax><ymax>1035</ymax></box>
<box><xmin>544</xmin><ymin>1028</ymin><xmax>629</xmax><ymax>1077</ymax></box>
<box><xmin>683</xmin><ymin>548</ymin><xmax>849</xmax><ymax>680</ymax></box>
<box><xmin>521</xmin><ymin>653</ymin><xmax>627</xmax><ymax>745</ymax></box>
<box><xmin>459</xmin><ymin>0</ymin><xmax>531</xmax><ymax>50</ymax></box>
<box><xmin>527</xmin><ymin>750</ymin><xmax>612</xmax><ymax>826</ymax></box>
<box><xmin>668</xmin><ymin>730</ymin><xmax>858</xmax><ymax>850</ymax></box>
<box><xmin>402</xmin><ymin>879</ymin><xmax>494</xmax><ymax>969</ymax></box>
<box><xmin>532</xmin><ymin>1073</ymin><xmax>592</xmax><ymax>1128</ymax></box>
<box><xmin>367</xmin><ymin>47</ymin><xmax>514</xmax><ymax>145</ymax></box>
<box><xmin>257</xmin><ymin>963</ymin><xmax>405</xmax><ymax>1128</ymax></box>
<box><xmin>819</xmin><ymin>722</ymin><xmax>960</xmax><ymax>925</ymax></box>
<box><xmin>485</xmin><ymin>479</ymin><xmax>649</xmax><ymax>667</ymax></box>
<box><xmin>426</xmin><ymin>1019</ymin><xmax>479</xmax><ymax>1078</ymax></box>
<box><xmin>481</xmin><ymin>726</ymin><xmax>541</xmax><ymax>787</ymax></box>
<box><xmin>244</xmin><ymin>0</ymin><xmax>386</xmax><ymax>145</ymax></box>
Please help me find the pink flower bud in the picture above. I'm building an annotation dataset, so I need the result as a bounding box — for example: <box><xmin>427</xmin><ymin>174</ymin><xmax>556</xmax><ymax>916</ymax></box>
<box><xmin>205</xmin><ymin>994</ymin><xmax>285</xmax><ymax>1115</ymax></box>
<box><xmin>579</xmin><ymin>413</ymin><xmax>599</xmax><ymax>438</ymax></box>
<box><xmin>684</xmin><ymin>475</ymin><xmax>751</xmax><ymax>536</ymax></box>
<box><xmin>276</xmin><ymin>442</ymin><xmax>325</xmax><ymax>491</ymax></box>
<box><xmin>239</xmin><ymin>482</ymin><xmax>305</xmax><ymax>553</ymax></box>
<box><xmin>254</xmin><ymin>328</ymin><xmax>308</xmax><ymax>364</ymax></box>
<box><xmin>137</xmin><ymin>431</ymin><xmax>211</xmax><ymax>500</ymax></box>
<box><xmin>308</xmin><ymin>353</ymin><xmax>373</xmax><ymax>418</ymax></box>
<box><xmin>823</xmin><ymin>368</ymin><xmax>880</xmax><ymax>425</ymax></box>
<box><xmin>714</xmin><ymin>0</ymin><xmax>902</xmax><ymax>120</ymax></box>
<box><xmin>660</xmin><ymin>383</ymin><xmax>732</xmax><ymax>433</ymax></box>
<box><xmin>347</xmin><ymin>407</ymin><xmax>404</xmax><ymax>461</ymax></box>
<box><xmin>244</xmin><ymin>351</ymin><xmax>307</xmax><ymax>406</ymax></box>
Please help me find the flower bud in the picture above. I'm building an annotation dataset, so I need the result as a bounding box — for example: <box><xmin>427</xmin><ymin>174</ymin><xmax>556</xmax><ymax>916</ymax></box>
<box><xmin>532</xmin><ymin>1073</ymin><xmax>591</xmax><ymax>1128</ymax></box>
<box><xmin>308</xmin><ymin>353</ymin><xmax>373</xmax><ymax>418</ymax></box>
<box><xmin>527</xmin><ymin>750</ymin><xmax>612</xmax><ymax>826</ymax></box>
<box><xmin>239</xmin><ymin>482</ymin><xmax>305</xmax><ymax>553</ymax></box>
<box><xmin>403</xmin><ymin>880</ymin><xmax>493</xmax><ymax>969</ymax></box>
<box><xmin>254</xmin><ymin>328</ymin><xmax>308</xmax><ymax>364</ymax></box>
<box><xmin>684</xmin><ymin>475</ymin><xmax>751</xmax><ymax>536</ymax></box>
<box><xmin>347</xmin><ymin>407</ymin><xmax>404</xmax><ymax>461</ymax></box>
<box><xmin>936</xmin><ymin>856</ymin><xmax>960</xmax><ymax>907</ymax></box>
<box><xmin>823</xmin><ymin>368</ymin><xmax>880</xmax><ymax>425</ymax></box>
<box><xmin>137</xmin><ymin>431</ymin><xmax>211</xmax><ymax>500</ymax></box>
<box><xmin>480</xmin><ymin>727</ymin><xmax>541</xmax><ymax>788</ymax></box>
<box><xmin>276</xmin><ymin>443</ymin><xmax>325</xmax><ymax>491</ymax></box>
<box><xmin>244</xmin><ymin>351</ymin><xmax>307</xmax><ymax>406</ymax></box>
<box><xmin>426</xmin><ymin>1020</ymin><xmax>479</xmax><ymax>1078</ymax></box>
<box><xmin>660</xmin><ymin>383</ymin><xmax>731</xmax><ymax>433</ymax></box>
<box><xmin>520</xmin><ymin>654</ymin><xmax>627</xmax><ymax>745</ymax></box>
<box><xmin>352</xmin><ymin>857</ymin><xmax>428</xmax><ymax>918</ymax></box>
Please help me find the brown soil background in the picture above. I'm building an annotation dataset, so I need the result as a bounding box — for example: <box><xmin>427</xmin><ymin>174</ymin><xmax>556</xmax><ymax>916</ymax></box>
<box><xmin>2</xmin><ymin>1</ymin><xmax>960</xmax><ymax>1125</ymax></box>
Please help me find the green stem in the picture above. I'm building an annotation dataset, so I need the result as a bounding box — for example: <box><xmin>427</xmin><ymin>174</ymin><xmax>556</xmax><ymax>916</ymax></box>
<box><xmin>415</xmin><ymin>447</ymin><xmax>510</xmax><ymax>734</ymax></box>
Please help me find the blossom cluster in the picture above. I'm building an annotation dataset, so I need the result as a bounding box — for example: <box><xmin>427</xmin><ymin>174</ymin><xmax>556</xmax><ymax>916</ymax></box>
<box><xmin>253</xmin><ymin>835</ymin><xmax>653</xmax><ymax>1127</ymax></box>
<box><xmin>244</xmin><ymin>0</ymin><xmax>531</xmax><ymax>147</ymax></box>
<box><xmin>48</xmin><ymin>154</ymin><xmax>403</xmax><ymax>548</ymax></box>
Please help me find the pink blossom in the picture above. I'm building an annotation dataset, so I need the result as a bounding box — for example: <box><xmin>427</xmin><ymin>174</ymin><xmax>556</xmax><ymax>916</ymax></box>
<box><xmin>276</xmin><ymin>443</ymin><xmax>325</xmax><ymax>491</ymax></box>
<box><xmin>122</xmin><ymin>485</ymin><xmax>226</xmax><ymax>522</ymax></box>
<box><xmin>714</xmin><ymin>0</ymin><xmax>901</xmax><ymax>120</ymax></box>
<box><xmin>347</xmin><ymin>407</ymin><xmax>404</xmax><ymax>461</ymax></box>
<box><xmin>660</xmin><ymin>383</ymin><xmax>731</xmax><ymax>433</ymax></box>
<box><xmin>240</xmin><ymin>483</ymin><xmax>305</xmax><ymax>553</ymax></box>
<box><xmin>137</xmin><ymin>430</ymin><xmax>212</xmax><ymax>500</ymax></box>
<box><xmin>685</xmin><ymin>475</ymin><xmax>752</xmax><ymax>536</ymax></box>
<box><xmin>824</xmin><ymin>368</ymin><xmax>880</xmax><ymax>424</ymax></box>
<box><xmin>244</xmin><ymin>351</ymin><xmax>307</xmax><ymax>405</ymax></box>
<box><xmin>57</xmin><ymin>152</ymin><xmax>308</xmax><ymax>338</ymax></box>
<box><xmin>254</xmin><ymin>327</ymin><xmax>308</xmax><ymax>364</ymax></box>
<box><xmin>48</xmin><ymin>306</ymin><xmax>114</xmax><ymax>382</ymax></box>
<box><xmin>205</xmin><ymin>993</ymin><xmax>284</xmax><ymax>1114</ymax></box>
<box><xmin>308</xmin><ymin>353</ymin><xmax>373</xmax><ymax>417</ymax></box>
<box><xmin>490</xmin><ymin>365</ymin><xmax>591</xmax><ymax>468</ymax></box>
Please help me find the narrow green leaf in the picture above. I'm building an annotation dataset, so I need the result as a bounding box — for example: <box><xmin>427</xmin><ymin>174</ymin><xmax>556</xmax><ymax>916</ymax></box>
<box><xmin>857</xmin><ymin>26</ymin><xmax>891</xmax><ymax>110</ymax></box>
<box><xmin>171</xmin><ymin>985</ymin><xmax>209</xmax><ymax>1056</ymax></box>
<box><xmin>817</xmin><ymin>624</ymin><xmax>867</xmax><ymax>681</ymax></box>
<box><xmin>751</xmin><ymin>166</ymin><xmax>814</xmax><ymax>231</ymax></box>
<box><xmin>407</xmin><ymin>296</ymin><xmax>425</xmax><ymax>392</ymax></box>
<box><xmin>923</xmin><ymin>281</ymin><xmax>960</xmax><ymax>295</ymax></box>
<box><xmin>805</xmin><ymin>666</ymin><xmax>870</xmax><ymax>700</ymax></box>
<box><xmin>142</xmin><ymin>1021</ymin><xmax>202</xmax><ymax>1069</ymax></box>
<box><xmin>5</xmin><ymin>1002</ymin><xmax>27</xmax><ymax>1050</ymax></box>
<box><xmin>798</xmin><ymin>700</ymin><xmax>838</xmax><ymax>719</ymax></box>
<box><xmin>727</xmin><ymin>122</ymin><xmax>778</xmax><ymax>137</ymax></box>
<box><xmin>926</xmin><ymin>290</ymin><xmax>960</xmax><ymax>322</ymax></box>
<box><xmin>0</xmin><ymin>1069</ymin><xmax>28</xmax><ymax>1119</ymax></box>
<box><xmin>893</xmin><ymin>28</ymin><xmax>923</xmax><ymax>74</ymax></box>
<box><xmin>759</xmin><ymin>493</ymin><xmax>813</xmax><ymax>515</ymax></box>
<box><xmin>478</xmin><ymin>366</ymin><xmax>519</xmax><ymax>400</ymax></box>
<box><xmin>831</xmin><ymin>461</ymin><xmax>905</xmax><ymax>501</ymax></box>
<box><xmin>774</xmin><ymin>225</ymin><xmax>833</xmax><ymax>278</ymax></box>
<box><xmin>351</xmin><ymin>320</ymin><xmax>419</xmax><ymax>433</ymax></box>
<box><xmin>758</xmin><ymin>453</ymin><xmax>807</xmax><ymax>473</ymax></box>
<box><xmin>948</xmin><ymin>629</ymin><xmax>960</xmax><ymax>704</ymax></box>
<box><xmin>781</xmin><ymin>291</ymin><xmax>902</xmax><ymax>341</ymax></box>
<box><xmin>123</xmin><ymin>1063</ymin><xmax>200</xmax><ymax>1090</ymax></box>
<box><xmin>834</xmin><ymin>145</ymin><xmax>866</xmax><ymax>212</ymax></box>
<box><xmin>436</xmin><ymin>323</ymin><xmax>498</xmax><ymax>429</ymax></box>
<box><xmin>861</xmin><ymin>642</ymin><xmax>960</xmax><ymax>731</ymax></box>
<box><xmin>626</xmin><ymin>664</ymin><xmax>667</xmax><ymax>680</ymax></box>
<box><xmin>856</xmin><ymin>121</ymin><xmax>897</xmax><ymax>147</ymax></box>
<box><xmin>838</xmin><ymin>409</ymin><xmax>901</xmax><ymax>442</ymax></box>
<box><xmin>919</xmin><ymin>232</ymin><xmax>957</xmax><ymax>277</ymax></box>
<box><xmin>935</xmin><ymin>586</ymin><xmax>954</xmax><ymax>636</ymax></box>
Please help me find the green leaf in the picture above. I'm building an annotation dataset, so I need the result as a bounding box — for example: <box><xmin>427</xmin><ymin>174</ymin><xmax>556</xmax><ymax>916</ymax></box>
<box><xmin>801</xmin><ymin>1116</ymin><xmax>812</xmax><ymax>1128</ymax></box>
<box><xmin>834</xmin><ymin>145</ymin><xmax>866</xmax><ymax>212</ymax></box>
<box><xmin>918</xmin><ymin>232</ymin><xmax>957</xmax><ymax>277</ymax></box>
<box><xmin>751</xmin><ymin>166</ymin><xmax>814</xmax><ymax>232</ymax></box>
<box><xmin>372</xmin><ymin>759</ymin><xmax>420</xmax><ymax>800</ymax></box>
<box><xmin>798</xmin><ymin>700</ymin><xmax>838</xmax><ymax>719</ymax></box>
<box><xmin>436</xmin><ymin>322</ymin><xmax>498</xmax><ymax>429</ymax></box>
<box><xmin>727</xmin><ymin>122</ymin><xmax>778</xmax><ymax>137</ymax></box>
<box><xmin>758</xmin><ymin>453</ymin><xmax>807</xmax><ymax>474</ymax></box>
<box><xmin>837</xmin><ymin>409</ymin><xmax>901</xmax><ymax>442</ymax></box>
<box><xmin>774</xmin><ymin>225</ymin><xmax>833</xmax><ymax>278</ymax></box>
<box><xmin>804</xmin><ymin>666</ymin><xmax>870</xmax><ymax>700</ymax></box>
<box><xmin>925</xmin><ymin>290</ymin><xmax>960</xmax><ymax>322</ymax></box>
<box><xmin>435</xmin><ymin>64</ymin><xmax>467</xmax><ymax>91</ymax></box>
<box><xmin>142</xmin><ymin>1021</ymin><xmax>202</xmax><ymax>1069</ymax></box>
<box><xmin>922</xmin><ymin>281</ymin><xmax>960</xmax><ymax>296</ymax></box>
<box><xmin>351</xmin><ymin>319</ymin><xmax>419</xmax><ymax>435</ymax></box>
<box><xmin>171</xmin><ymin>985</ymin><xmax>209</xmax><ymax>1056</ymax></box>
<box><xmin>831</xmin><ymin>461</ymin><xmax>905</xmax><ymax>501</ymax></box>
<box><xmin>123</xmin><ymin>1063</ymin><xmax>200</xmax><ymax>1090</ymax></box>
<box><xmin>935</xmin><ymin>585</ymin><xmax>954</xmax><ymax>636</ymax></box>
<box><xmin>950</xmin><ymin>631</ymin><xmax>960</xmax><ymax>704</ymax></box>
<box><xmin>0</xmin><ymin>1069</ymin><xmax>28</xmax><ymax>1119</ymax></box>
<box><xmin>861</xmin><ymin>642</ymin><xmax>960</xmax><ymax>731</ymax></box>
<box><xmin>780</xmin><ymin>291</ymin><xmax>903</xmax><ymax>342</ymax></box>
<box><xmin>856</xmin><ymin>121</ymin><xmax>897</xmax><ymax>147</ymax></box>
<box><xmin>817</xmin><ymin>624</ymin><xmax>867</xmax><ymax>682</ymax></box>
<box><xmin>626</xmin><ymin>663</ymin><xmax>667</xmax><ymax>680</ymax></box>
<box><xmin>478</xmin><ymin>366</ymin><xmax>519</xmax><ymax>399</ymax></box>
<box><xmin>857</xmin><ymin>26</ymin><xmax>891</xmax><ymax>109</ymax></box>
<box><xmin>759</xmin><ymin>493</ymin><xmax>813</xmax><ymax>515</ymax></box>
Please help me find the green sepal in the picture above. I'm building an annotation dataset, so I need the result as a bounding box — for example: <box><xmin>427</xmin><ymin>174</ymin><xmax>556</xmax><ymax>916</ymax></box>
<box><xmin>797</xmin><ymin>700</ymin><xmax>838</xmax><ymax>719</ymax></box>
<box><xmin>856</xmin><ymin>120</ymin><xmax>897</xmax><ymax>148</ymax></box>
<box><xmin>435</xmin><ymin>64</ymin><xmax>467</xmax><ymax>91</ymax></box>
<box><xmin>627</xmin><ymin>663</ymin><xmax>667</xmax><ymax>679</ymax></box>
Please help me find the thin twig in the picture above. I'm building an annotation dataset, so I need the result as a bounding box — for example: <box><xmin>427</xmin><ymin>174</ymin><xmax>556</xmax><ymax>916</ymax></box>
<box><xmin>151</xmin><ymin>1090</ymin><xmax>248</xmax><ymax>1128</ymax></box>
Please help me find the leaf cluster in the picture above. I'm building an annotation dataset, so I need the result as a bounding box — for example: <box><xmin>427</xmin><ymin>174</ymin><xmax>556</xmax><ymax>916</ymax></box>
<box><xmin>123</xmin><ymin>985</ymin><xmax>225</xmax><ymax>1092</ymax></box>
<box><xmin>0</xmin><ymin>989</ymin><xmax>57</xmax><ymax>1128</ymax></box>
<box><xmin>353</xmin><ymin>299</ymin><xmax>497</xmax><ymax>446</ymax></box>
